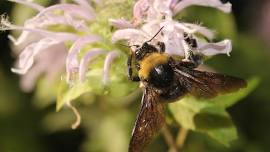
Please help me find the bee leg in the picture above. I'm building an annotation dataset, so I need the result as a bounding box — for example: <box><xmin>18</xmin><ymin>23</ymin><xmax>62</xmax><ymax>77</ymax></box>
<box><xmin>128</xmin><ymin>53</ymin><xmax>140</xmax><ymax>82</ymax></box>
<box><xmin>182</xmin><ymin>32</ymin><xmax>203</xmax><ymax>68</ymax></box>
<box><xmin>189</xmin><ymin>51</ymin><xmax>203</xmax><ymax>67</ymax></box>
<box><xmin>170</xmin><ymin>55</ymin><xmax>199</xmax><ymax>69</ymax></box>
<box><xmin>157</xmin><ymin>41</ymin><xmax>165</xmax><ymax>53</ymax></box>
<box><xmin>187</xmin><ymin>51</ymin><xmax>204</xmax><ymax>67</ymax></box>
<box><xmin>183</xmin><ymin>32</ymin><xmax>197</xmax><ymax>48</ymax></box>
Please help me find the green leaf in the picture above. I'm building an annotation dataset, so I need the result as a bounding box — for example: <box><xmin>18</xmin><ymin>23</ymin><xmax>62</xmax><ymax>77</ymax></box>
<box><xmin>169</xmin><ymin>78</ymin><xmax>259</xmax><ymax>146</ymax></box>
<box><xmin>195</xmin><ymin>107</ymin><xmax>237</xmax><ymax>146</ymax></box>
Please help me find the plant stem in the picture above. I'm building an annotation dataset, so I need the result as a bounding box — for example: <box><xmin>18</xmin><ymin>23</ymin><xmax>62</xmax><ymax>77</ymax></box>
<box><xmin>161</xmin><ymin>124</ymin><xmax>178</xmax><ymax>152</ymax></box>
<box><xmin>176</xmin><ymin>127</ymin><xmax>189</xmax><ymax>150</ymax></box>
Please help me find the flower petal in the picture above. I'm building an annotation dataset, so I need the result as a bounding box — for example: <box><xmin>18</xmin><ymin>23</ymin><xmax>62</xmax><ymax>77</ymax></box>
<box><xmin>153</xmin><ymin>0</ymin><xmax>173</xmax><ymax>18</ymax></box>
<box><xmin>183</xmin><ymin>23</ymin><xmax>215</xmax><ymax>40</ymax></box>
<box><xmin>73</xmin><ymin>0</ymin><xmax>94</xmax><ymax>12</ymax></box>
<box><xmin>133</xmin><ymin>0</ymin><xmax>150</xmax><ymax>21</ymax></box>
<box><xmin>170</xmin><ymin>0</ymin><xmax>178</xmax><ymax>9</ymax></box>
<box><xmin>141</xmin><ymin>20</ymin><xmax>162</xmax><ymax>36</ymax></box>
<box><xmin>11</xmin><ymin>38</ymin><xmax>62</xmax><ymax>74</ymax></box>
<box><xmin>162</xmin><ymin>30</ymin><xmax>185</xmax><ymax>56</ymax></box>
<box><xmin>63</xmin><ymin>13</ymin><xmax>89</xmax><ymax>31</ymax></box>
<box><xmin>103</xmin><ymin>51</ymin><xmax>120</xmax><ymax>84</ymax></box>
<box><xmin>8</xmin><ymin>31</ymin><xmax>44</xmax><ymax>52</ymax></box>
<box><xmin>66</xmin><ymin>35</ymin><xmax>101</xmax><ymax>82</ymax></box>
<box><xmin>109</xmin><ymin>18</ymin><xmax>135</xmax><ymax>29</ymax></box>
<box><xmin>160</xmin><ymin>20</ymin><xmax>196</xmax><ymax>34</ymax></box>
<box><xmin>30</xmin><ymin>13</ymin><xmax>90</xmax><ymax>32</ymax></box>
<box><xmin>2</xmin><ymin>14</ymin><xmax>85</xmax><ymax>50</ymax></box>
<box><xmin>2</xmin><ymin>21</ymin><xmax>80</xmax><ymax>41</ymax></box>
<box><xmin>36</xmin><ymin>4</ymin><xmax>95</xmax><ymax>21</ymax></box>
<box><xmin>112</xmin><ymin>28</ymin><xmax>148</xmax><ymax>44</ymax></box>
<box><xmin>173</xmin><ymin>0</ymin><xmax>232</xmax><ymax>15</ymax></box>
<box><xmin>79</xmin><ymin>49</ymin><xmax>105</xmax><ymax>82</ymax></box>
<box><xmin>198</xmin><ymin>39</ymin><xmax>232</xmax><ymax>56</ymax></box>
<box><xmin>20</xmin><ymin>44</ymin><xmax>67</xmax><ymax>92</ymax></box>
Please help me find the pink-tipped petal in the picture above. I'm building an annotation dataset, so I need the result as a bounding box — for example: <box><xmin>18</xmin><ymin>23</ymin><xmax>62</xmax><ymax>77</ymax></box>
<box><xmin>11</xmin><ymin>38</ymin><xmax>62</xmax><ymax>74</ymax></box>
<box><xmin>153</xmin><ymin>0</ymin><xmax>173</xmax><ymax>18</ymax></box>
<box><xmin>109</xmin><ymin>19</ymin><xmax>135</xmax><ymax>29</ymax></box>
<box><xmin>27</xmin><ymin>13</ymin><xmax>90</xmax><ymax>32</ymax></box>
<box><xmin>73</xmin><ymin>0</ymin><xmax>95</xmax><ymax>13</ymax></box>
<box><xmin>133</xmin><ymin>0</ymin><xmax>150</xmax><ymax>20</ymax></box>
<box><xmin>160</xmin><ymin>20</ymin><xmax>196</xmax><ymax>34</ymax></box>
<box><xmin>2</xmin><ymin>22</ymin><xmax>80</xmax><ymax>41</ymax></box>
<box><xmin>8</xmin><ymin>0</ymin><xmax>45</xmax><ymax>11</ymax></box>
<box><xmin>170</xmin><ymin>0</ymin><xmax>178</xmax><ymax>9</ymax></box>
<box><xmin>198</xmin><ymin>39</ymin><xmax>232</xmax><ymax>56</ymax></box>
<box><xmin>36</xmin><ymin>4</ymin><xmax>95</xmax><ymax>21</ymax></box>
<box><xmin>63</xmin><ymin>13</ymin><xmax>89</xmax><ymax>31</ymax></box>
<box><xmin>112</xmin><ymin>28</ymin><xmax>147</xmax><ymax>44</ymax></box>
<box><xmin>103</xmin><ymin>51</ymin><xmax>120</xmax><ymax>84</ymax></box>
<box><xmin>8</xmin><ymin>32</ymin><xmax>43</xmax><ymax>52</ymax></box>
<box><xmin>141</xmin><ymin>20</ymin><xmax>162</xmax><ymax>37</ymax></box>
<box><xmin>173</xmin><ymin>0</ymin><xmax>232</xmax><ymax>15</ymax></box>
<box><xmin>183</xmin><ymin>23</ymin><xmax>215</xmax><ymax>40</ymax></box>
<box><xmin>162</xmin><ymin>31</ymin><xmax>185</xmax><ymax>56</ymax></box>
<box><xmin>79</xmin><ymin>49</ymin><xmax>105</xmax><ymax>82</ymax></box>
<box><xmin>66</xmin><ymin>35</ymin><xmax>101</xmax><ymax>81</ymax></box>
<box><xmin>20</xmin><ymin>44</ymin><xmax>67</xmax><ymax>92</ymax></box>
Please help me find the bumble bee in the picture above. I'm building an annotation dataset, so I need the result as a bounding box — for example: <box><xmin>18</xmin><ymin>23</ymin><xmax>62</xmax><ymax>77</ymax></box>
<box><xmin>127</xmin><ymin>27</ymin><xmax>247</xmax><ymax>152</ymax></box>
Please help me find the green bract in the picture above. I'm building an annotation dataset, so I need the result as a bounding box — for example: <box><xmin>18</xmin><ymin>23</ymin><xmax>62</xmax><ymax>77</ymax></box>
<box><xmin>57</xmin><ymin>53</ymin><xmax>139</xmax><ymax>111</ymax></box>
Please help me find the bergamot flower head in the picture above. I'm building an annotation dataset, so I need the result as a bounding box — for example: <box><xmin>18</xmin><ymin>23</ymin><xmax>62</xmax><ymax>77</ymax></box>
<box><xmin>1</xmin><ymin>0</ymin><xmax>122</xmax><ymax>91</ymax></box>
<box><xmin>111</xmin><ymin>0</ymin><xmax>232</xmax><ymax>60</ymax></box>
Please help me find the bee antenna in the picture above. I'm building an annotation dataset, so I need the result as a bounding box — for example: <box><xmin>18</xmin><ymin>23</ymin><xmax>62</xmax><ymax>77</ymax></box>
<box><xmin>146</xmin><ymin>26</ymin><xmax>164</xmax><ymax>43</ymax></box>
<box><xmin>119</xmin><ymin>44</ymin><xmax>140</xmax><ymax>48</ymax></box>
<box><xmin>119</xmin><ymin>44</ymin><xmax>131</xmax><ymax>48</ymax></box>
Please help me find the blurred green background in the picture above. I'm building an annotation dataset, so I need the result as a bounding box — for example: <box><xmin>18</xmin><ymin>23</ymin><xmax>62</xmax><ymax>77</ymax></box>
<box><xmin>0</xmin><ymin>0</ymin><xmax>270</xmax><ymax>152</ymax></box>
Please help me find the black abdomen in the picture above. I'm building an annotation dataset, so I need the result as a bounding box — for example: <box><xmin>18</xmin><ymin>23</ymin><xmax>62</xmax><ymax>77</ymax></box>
<box><xmin>148</xmin><ymin>63</ymin><xmax>174</xmax><ymax>88</ymax></box>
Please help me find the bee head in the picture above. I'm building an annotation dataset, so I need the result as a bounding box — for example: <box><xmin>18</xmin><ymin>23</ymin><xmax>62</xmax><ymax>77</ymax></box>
<box><xmin>132</xmin><ymin>26</ymin><xmax>164</xmax><ymax>61</ymax></box>
<box><xmin>135</xmin><ymin>42</ymin><xmax>158</xmax><ymax>61</ymax></box>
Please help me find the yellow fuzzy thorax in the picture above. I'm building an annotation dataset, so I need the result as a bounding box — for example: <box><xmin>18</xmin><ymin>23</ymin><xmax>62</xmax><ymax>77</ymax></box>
<box><xmin>138</xmin><ymin>53</ymin><xmax>169</xmax><ymax>79</ymax></box>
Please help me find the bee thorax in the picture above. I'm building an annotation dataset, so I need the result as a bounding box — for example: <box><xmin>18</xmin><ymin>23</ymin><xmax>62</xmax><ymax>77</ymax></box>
<box><xmin>148</xmin><ymin>63</ymin><xmax>174</xmax><ymax>88</ymax></box>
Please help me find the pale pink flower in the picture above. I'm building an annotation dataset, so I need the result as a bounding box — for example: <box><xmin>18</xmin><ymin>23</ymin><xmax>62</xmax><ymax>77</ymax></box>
<box><xmin>1</xmin><ymin>0</ymin><xmax>120</xmax><ymax>91</ymax></box>
<box><xmin>111</xmin><ymin>0</ymin><xmax>232</xmax><ymax>60</ymax></box>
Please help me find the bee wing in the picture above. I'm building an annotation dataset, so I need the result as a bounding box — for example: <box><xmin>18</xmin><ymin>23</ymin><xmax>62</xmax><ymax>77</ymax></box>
<box><xmin>129</xmin><ymin>87</ymin><xmax>165</xmax><ymax>152</ymax></box>
<box><xmin>175</xmin><ymin>68</ymin><xmax>247</xmax><ymax>98</ymax></box>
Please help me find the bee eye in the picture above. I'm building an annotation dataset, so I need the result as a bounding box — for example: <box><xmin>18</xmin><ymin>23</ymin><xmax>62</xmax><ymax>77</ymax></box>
<box><xmin>135</xmin><ymin>50</ymin><xmax>140</xmax><ymax>56</ymax></box>
<box><xmin>135</xmin><ymin>50</ymin><xmax>143</xmax><ymax>60</ymax></box>
<box><xmin>142</xmin><ymin>42</ymin><xmax>149</xmax><ymax>48</ymax></box>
